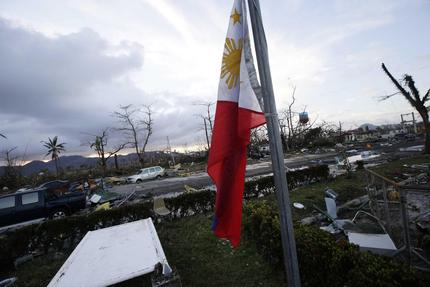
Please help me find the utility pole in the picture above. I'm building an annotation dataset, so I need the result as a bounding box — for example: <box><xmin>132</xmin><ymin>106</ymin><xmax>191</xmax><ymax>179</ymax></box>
<box><xmin>248</xmin><ymin>1</ymin><xmax>301</xmax><ymax>286</ymax></box>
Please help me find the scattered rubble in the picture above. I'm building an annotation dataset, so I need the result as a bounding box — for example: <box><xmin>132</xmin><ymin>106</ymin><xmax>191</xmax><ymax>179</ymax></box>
<box><xmin>304</xmin><ymin>188</ymin><xmax>398</xmax><ymax>257</ymax></box>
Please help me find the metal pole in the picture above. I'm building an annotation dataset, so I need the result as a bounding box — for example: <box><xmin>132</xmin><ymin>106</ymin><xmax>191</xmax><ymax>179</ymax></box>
<box><xmin>247</xmin><ymin>1</ymin><xmax>301</xmax><ymax>286</ymax></box>
<box><xmin>381</xmin><ymin>181</ymin><xmax>392</xmax><ymax>233</ymax></box>
<box><xmin>399</xmin><ymin>187</ymin><xmax>412</xmax><ymax>265</ymax></box>
<box><xmin>412</xmin><ymin>112</ymin><xmax>417</xmax><ymax>134</ymax></box>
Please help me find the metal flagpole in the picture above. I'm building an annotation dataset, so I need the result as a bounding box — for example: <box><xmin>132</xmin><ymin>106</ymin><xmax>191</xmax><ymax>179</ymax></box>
<box><xmin>247</xmin><ymin>0</ymin><xmax>301</xmax><ymax>286</ymax></box>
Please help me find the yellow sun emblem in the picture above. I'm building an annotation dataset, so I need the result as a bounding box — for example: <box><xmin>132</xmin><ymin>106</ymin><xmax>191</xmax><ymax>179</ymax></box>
<box><xmin>221</xmin><ymin>37</ymin><xmax>243</xmax><ymax>89</ymax></box>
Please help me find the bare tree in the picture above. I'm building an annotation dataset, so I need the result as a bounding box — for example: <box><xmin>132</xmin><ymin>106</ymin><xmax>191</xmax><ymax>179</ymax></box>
<box><xmin>2</xmin><ymin>147</ymin><xmax>18</xmax><ymax>167</ymax></box>
<box><xmin>381</xmin><ymin>63</ymin><xmax>430</xmax><ymax>153</ymax></box>
<box><xmin>279</xmin><ymin>86</ymin><xmax>304</xmax><ymax>151</ymax></box>
<box><xmin>202</xmin><ymin>117</ymin><xmax>210</xmax><ymax>151</ymax></box>
<box><xmin>194</xmin><ymin>101</ymin><xmax>215</xmax><ymax>151</ymax></box>
<box><xmin>1</xmin><ymin>147</ymin><xmax>20</xmax><ymax>190</ymax></box>
<box><xmin>279</xmin><ymin>86</ymin><xmax>298</xmax><ymax>150</ymax></box>
<box><xmin>114</xmin><ymin>104</ymin><xmax>154</xmax><ymax>167</ymax></box>
<box><xmin>89</xmin><ymin>128</ymin><xmax>127</xmax><ymax>175</ymax></box>
<box><xmin>249</xmin><ymin>125</ymin><xmax>268</xmax><ymax>157</ymax></box>
<box><xmin>286</xmin><ymin>87</ymin><xmax>296</xmax><ymax>146</ymax></box>
<box><xmin>279</xmin><ymin>87</ymin><xmax>319</xmax><ymax>150</ymax></box>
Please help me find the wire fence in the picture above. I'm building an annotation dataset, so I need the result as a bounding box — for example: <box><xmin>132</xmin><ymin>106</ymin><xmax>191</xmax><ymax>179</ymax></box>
<box><xmin>366</xmin><ymin>169</ymin><xmax>430</xmax><ymax>271</ymax></box>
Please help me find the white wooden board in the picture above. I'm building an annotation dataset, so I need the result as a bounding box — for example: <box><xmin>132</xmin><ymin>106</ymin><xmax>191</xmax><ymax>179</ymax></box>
<box><xmin>48</xmin><ymin>218</ymin><xmax>168</xmax><ymax>287</ymax></box>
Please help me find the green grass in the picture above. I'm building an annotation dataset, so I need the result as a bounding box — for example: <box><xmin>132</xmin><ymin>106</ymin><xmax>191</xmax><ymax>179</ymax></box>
<box><xmin>12</xmin><ymin>215</ymin><xmax>284</xmax><ymax>287</ymax></box>
<box><xmin>157</xmin><ymin>215</ymin><xmax>285</xmax><ymax>287</ymax></box>
<box><xmin>13</xmin><ymin>254</ymin><xmax>67</xmax><ymax>287</ymax></box>
<box><xmin>13</xmin><ymin>253</ymin><xmax>153</xmax><ymax>287</ymax></box>
<box><xmin>257</xmin><ymin>171</ymin><xmax>368</xmax><ymax>221</ymax></box>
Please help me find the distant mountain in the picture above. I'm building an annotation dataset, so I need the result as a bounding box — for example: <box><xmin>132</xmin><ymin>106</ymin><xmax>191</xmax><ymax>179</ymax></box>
<box><xmin>0</xmin><ymin>151</ymin><xmax>168</xmax><ymax>176</ymax></box>
<box><xmin>22</xmin><ymin>160</ymin><xmax>53</xmax><ymax>174</ymax></box>
<box><xmin>359</xmin><ymin>123</ymin><xmax>377</xmax><ymax>131</ymax></box>
<box><xmin>17</xmin><ymin>156</ymin><xmax>99</xmax><ymax>176</ymax></box>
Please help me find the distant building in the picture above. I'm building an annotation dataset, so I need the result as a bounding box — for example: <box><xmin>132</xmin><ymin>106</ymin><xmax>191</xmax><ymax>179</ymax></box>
<box><xmin>344</xmin><ymin>128</ymin><xmax>379</xmax><ymax>142</ymax></box>
<box><xmin>344</xmin><ymin>121</ymin><xmax>423</xmax><ymax>143</ymax></box>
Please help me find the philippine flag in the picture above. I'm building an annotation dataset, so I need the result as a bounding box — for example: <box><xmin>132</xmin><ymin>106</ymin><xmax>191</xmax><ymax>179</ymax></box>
<box><xmin>208</xmin><ymin>0</ymin><xmax>266</xmax><ymax>247</ymax></box>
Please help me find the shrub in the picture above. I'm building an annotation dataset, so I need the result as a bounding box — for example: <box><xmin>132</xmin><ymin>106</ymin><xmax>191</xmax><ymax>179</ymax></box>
<box><xmin>244</xmin><ymin>176</ymin><xmax>275</xmax><ymax>198</ymax></box>
<box><xmin>242</xmin><ymin>201</ymin><xmax>425</xmax><ymax>287</ymax></box>
<box><xmin>165</xmin><ymin>190</ymin><xmax>215</xmax><ymax>218</ymax></box>
<box><xmin>244</xmin><ymin>165</ymin><xmax>330</xmax><ymax>198</ymax></box>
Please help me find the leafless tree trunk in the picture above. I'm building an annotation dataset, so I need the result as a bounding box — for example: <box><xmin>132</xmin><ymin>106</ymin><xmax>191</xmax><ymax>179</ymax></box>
<box><xmin>114</xmin><ymin>104</ymin><xmax>154</xmax><ymax>167</ymax></box>
<box><xmin>89</xmin><ymin>128</ymin><xmax>127</xmax><ymax>175</ymax></box>
<box><xmin>279</xmin><ymin>86</ymin><xmax>319</xmax><ymax>150</ymax></box>
<box><xmin>1</xmin><ymin>147</ymin><xmax>20</xmax><ymax>190</ymax></box>
<box><xmin>203</xmin><ymin>118</ymin><xmax>210</xmax><ymax>151</ymax></box>
<box><xmin>140</xmin><ymin>105</ymin><xmax>153</xmax><ymax>165</ymax></box>
<box><xmin>194</xmin><ymin>102</ymin><xmax>214</xmax><ymax>151</ymax></box>
<box><xmin>205</xmin><ymin>103</ymin><xmax>214</xmax><ymax>134</ymax></box>
<box><xmin>381</xmin><ymin>63</ymin><xmax>430</xmax><ymax>153</ymax></box>
<box><xmin>279</xmin><ymin>87</ymin><xmax>296</xmax><ymax>151</ymax></box>
<box><xmin>3</xmin><ymin>147</ymin><xmax>18</xmax><ymax>167</ymax></box>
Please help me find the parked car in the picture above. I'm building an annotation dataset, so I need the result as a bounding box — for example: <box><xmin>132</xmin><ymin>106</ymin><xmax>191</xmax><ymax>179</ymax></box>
<box><xmin>0</xmin><ymin>186</ymin><xmax>86</xmax><ymax>228</ymax></box>
<box><xmin>127</xmin><ymin>166</ymin><xmax>166</xmax><ymax>183</ymax></box>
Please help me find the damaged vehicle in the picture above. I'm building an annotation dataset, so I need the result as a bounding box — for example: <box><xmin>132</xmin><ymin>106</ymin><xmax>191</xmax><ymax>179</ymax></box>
<box><xmin>0</xmin><ymin>182</ymin><xmax>86</xmax><ymax>228</ymax></box>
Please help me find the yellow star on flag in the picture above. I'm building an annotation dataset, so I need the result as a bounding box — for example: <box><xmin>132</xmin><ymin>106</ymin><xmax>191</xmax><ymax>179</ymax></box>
<box><xmin>230</xmin><ymin>8</ymin><xmax>241</xmax><ymax>24</ymax></box>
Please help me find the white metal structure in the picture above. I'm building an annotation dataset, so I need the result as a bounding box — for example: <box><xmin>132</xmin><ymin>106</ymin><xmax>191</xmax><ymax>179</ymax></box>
<box><xmin>348</xmin><ymin>232</ymin><xmax>397</xmax><ymax>256</ymax></box>
<box><xmin>48</xmin><ymin>218</ymin><xmax>171</xmax><ymax>287</ymax></box>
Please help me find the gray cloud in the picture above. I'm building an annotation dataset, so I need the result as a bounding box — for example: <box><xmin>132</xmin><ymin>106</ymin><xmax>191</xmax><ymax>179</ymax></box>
<box><xmin>0</xmin><ymin>18</ymin><xmax>210</xmax><ymax>160</ymax></box>
<box><xmin>0</xmin><ymin>20</ymin><xmax>142</xmax><ymax>117</ymax></box>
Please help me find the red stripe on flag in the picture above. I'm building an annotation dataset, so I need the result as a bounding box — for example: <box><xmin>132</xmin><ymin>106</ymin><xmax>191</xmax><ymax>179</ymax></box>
<box><xmin>208</xmin><ymin>101</ymin><xmax>266</xmax><ymax>247</ymax></box>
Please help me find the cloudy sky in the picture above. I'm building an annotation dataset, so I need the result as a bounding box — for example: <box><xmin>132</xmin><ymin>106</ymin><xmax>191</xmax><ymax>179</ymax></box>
<box><xmin>0</xmin><ymin>0</ymin><xmax>429</xmax><ymax>160</ymax></box>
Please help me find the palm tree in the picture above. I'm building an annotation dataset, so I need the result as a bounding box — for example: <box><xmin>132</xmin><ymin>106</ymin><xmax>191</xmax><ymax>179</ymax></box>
<box><xmin>42</xmin><ymin>136</ymin><xmax>66</xmax><ymax>177</ymax></box>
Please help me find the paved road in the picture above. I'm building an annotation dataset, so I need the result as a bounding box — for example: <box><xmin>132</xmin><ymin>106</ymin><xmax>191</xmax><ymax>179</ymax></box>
<box><xmin>110</xmin><ymin>152</ymin><xmax>338</xmax><ymax>198</ymax></box>
<box><xmin>110</xmin><ymin>138</ymin><xmax>425</xmax><ymax>198</ymax></box>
